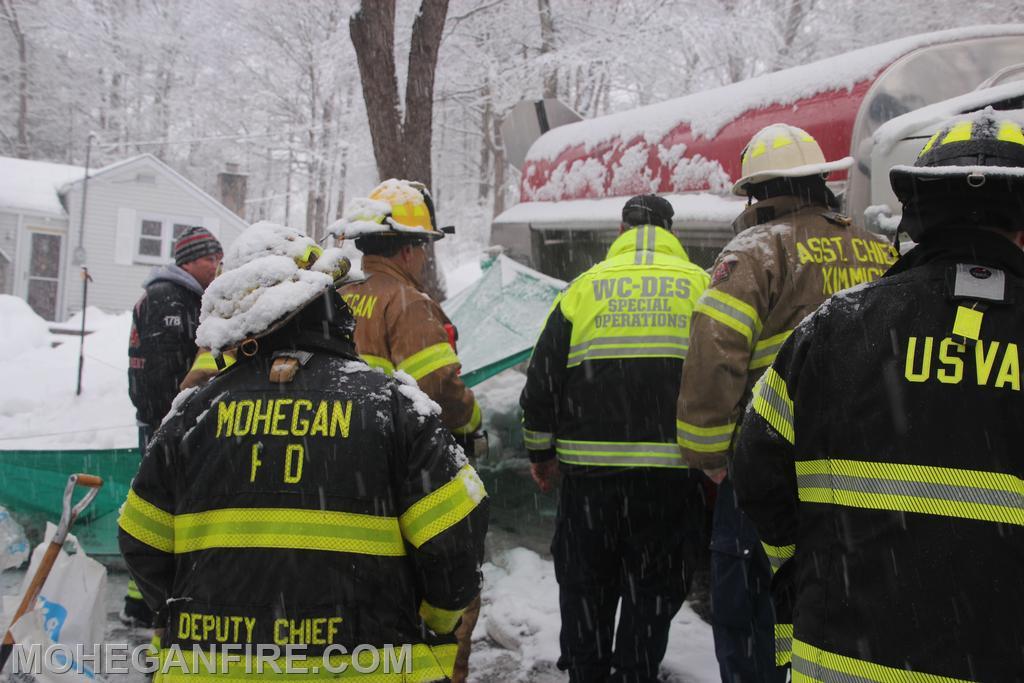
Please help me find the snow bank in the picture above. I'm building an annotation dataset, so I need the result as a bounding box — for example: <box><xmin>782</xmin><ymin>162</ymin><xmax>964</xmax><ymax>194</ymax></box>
<box><xmin>0</xmin><ymin>296</ymin><xmax>53</xmax><ymax>359</ymax></box>
<box><xmin>478</xmin><ymin>547</ymin><xmax>719</xmax><ymax>682</ymax></box>
<box><xmin>0</xmin><ymin>311</ymin><xmax>136</xmax><ymax>450</ymax></box>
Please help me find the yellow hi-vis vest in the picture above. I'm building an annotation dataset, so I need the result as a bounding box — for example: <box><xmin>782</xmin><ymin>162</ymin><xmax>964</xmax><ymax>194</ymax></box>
<box><xmin>540</xmin><ymin>224</ymin><xmax>709</xmax><ymax>468</ymax></box>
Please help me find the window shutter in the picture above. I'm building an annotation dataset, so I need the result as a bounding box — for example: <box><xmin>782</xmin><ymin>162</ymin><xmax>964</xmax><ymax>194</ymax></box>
<box><xmin>114</xmin><ymin>208</ymin><xmax>137</xmax><ymax>265</ymax></box>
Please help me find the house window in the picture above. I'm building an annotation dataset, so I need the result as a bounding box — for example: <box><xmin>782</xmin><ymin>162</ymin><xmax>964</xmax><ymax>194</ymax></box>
<box><xmin>135</xmin><ymin>215</ymin><xmax>201</xmax><ymax>264</ymax></box>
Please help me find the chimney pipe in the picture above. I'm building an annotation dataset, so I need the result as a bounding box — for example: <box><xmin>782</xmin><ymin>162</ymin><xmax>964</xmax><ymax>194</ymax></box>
<box><xmin>218</xmin><ymin>163</ymin><xmax>248</xmax><ymax>219</ymax></box>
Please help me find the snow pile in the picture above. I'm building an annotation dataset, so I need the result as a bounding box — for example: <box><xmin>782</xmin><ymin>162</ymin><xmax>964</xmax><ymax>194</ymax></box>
<box><xmin>221</xmin><ymin>220</ymin><xmax>323</xmax><ymax>271</ymax></box>
<box><xmin>477</xmin><ymin>547</ymin><xmax>719</xmax><ymax>682</ymax></box>
<box><xmin>50</xmin><ymin>306</ymin><xmax>123</xmax><ymax>335</ymax></box>
<box><xmin>392</xmin><ymin>370</ymin><xmax>442</xmax><ymax>420</ymax></box>
<box><xmin>0</xmin><ymin>157</ymin><xmax>83</xmax><ymax>216</ymax></box>
<box><xmin>0</xmin><ymin>310</ymin><xmax>136</xmax><ymax>449</ymax></box>
<box><xmin>0</xmin><ymin>295</ymin><xmax>53</xmax><ymax>359</ymax></box>
<box><xmin>495</xmin><ymin>193</ymin><xmax>746</xmax><ymax>229</ymax></box>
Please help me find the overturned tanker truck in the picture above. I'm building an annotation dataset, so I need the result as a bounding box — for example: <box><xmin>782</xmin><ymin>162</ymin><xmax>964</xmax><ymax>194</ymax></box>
<box><xmin>492</xmin><ymin>25</ymin><xmax>1024</xmax><ymax>279</ymax></box>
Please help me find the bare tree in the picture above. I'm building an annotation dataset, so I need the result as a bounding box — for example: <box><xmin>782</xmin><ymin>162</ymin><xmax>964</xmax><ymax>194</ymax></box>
<box><xmin>1</xmin><ymin>0</ymin><xmax>30</xmax><ymax>157</ymax></box>
<box><xmin>350</xmin><ymin>0</ymin><xmax>450</xmax><ymax>300</ymax></box>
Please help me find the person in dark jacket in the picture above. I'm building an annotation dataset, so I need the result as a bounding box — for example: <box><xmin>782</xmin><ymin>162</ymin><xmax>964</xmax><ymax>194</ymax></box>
<box><xmin>119</xmin><ymin>223</ymin><xmax>488</xmax><ymax>682</ymax></box>
<box><xmin>128</xmin><ymin>225</ymin><xmax>222</xmax><ymax>443</ymax></box>
<box><xmin>732</xmin><ymin>112</ymin><xmax>1024</xmax><ymax>681</ymax></box>
<box><xmin>520</xmin><ymin>195</ymin><xmax>709</xmax><ymax>683</ymax></box>
<box><xmin>124</xmin><ymin>225</ymin><xmax>222</xmax><ymax>628</ymax></box>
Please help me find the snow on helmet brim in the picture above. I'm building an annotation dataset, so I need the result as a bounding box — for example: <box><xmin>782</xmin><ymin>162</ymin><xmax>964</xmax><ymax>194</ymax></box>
<box><xmin>331</xmin><ymin>196</ymin><xmax>445</xmax><ymax>241</ymax></box>
<box><xmin>196</xmin><ymin>254</ymin><xmax>334</xmax><ymax>353</ymax></box>
<box><xmin>731</xmin><ymin>156</ymin><xmax>854</xmax><ymax>196</ymax></box>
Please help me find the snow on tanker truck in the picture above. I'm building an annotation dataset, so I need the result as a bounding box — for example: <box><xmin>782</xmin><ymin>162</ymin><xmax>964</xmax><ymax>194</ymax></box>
<box><xmin>492</xmin><ymin>26</ymin><xmax>1024</xmax><ymax>279</ymax></box>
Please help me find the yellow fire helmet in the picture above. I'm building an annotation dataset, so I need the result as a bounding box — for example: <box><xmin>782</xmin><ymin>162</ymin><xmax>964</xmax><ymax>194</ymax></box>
<box><xmin>732</xmin><ymin>124</ymin><xmax>853</xmax><ymax>196</ymax></box>
<box><xmin>331</xmin><ymin>179</ymin><xmax>448</xmax><ymax>241</ymax></box>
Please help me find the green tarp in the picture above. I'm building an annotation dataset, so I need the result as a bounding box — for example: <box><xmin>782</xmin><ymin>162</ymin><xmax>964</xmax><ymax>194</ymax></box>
<box><xmin>0</xmin><ymin>448</ymin><xmax>140</xmax><ymax>558</ymax></box>
<box><xmin>443</xmin><ymin>254</ymin><xmax>566</xmax><ymax>387</ymax></box>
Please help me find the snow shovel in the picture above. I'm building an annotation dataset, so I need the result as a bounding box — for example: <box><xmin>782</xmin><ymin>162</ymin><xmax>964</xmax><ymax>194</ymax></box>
<box><xmin>0</xmin><ymin>473</ymin><xmax>103</xmax><ymax>672</ymax></box>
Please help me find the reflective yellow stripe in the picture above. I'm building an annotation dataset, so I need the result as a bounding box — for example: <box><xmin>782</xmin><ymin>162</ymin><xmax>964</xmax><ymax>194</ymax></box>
<box><xmin>567</xmin><ymin>333</ymin><xmax>689</xmax><ymax>366</ymax></box>
<box><xmin>792</xmin><ymin>638</ymin><xmax>971</xmax><ymax>683</ymax></box>
<box><xmin>762</xmin><ymin>541</ymin><xmax>795</xmax><ymax>575</ymax></box>
<box><xmin>362</xmin><ymin>354</ymin><xmax>396</xmax><ymax>374</ymax></box>
<box><xmin>419</xmin><ymin>599</ymin><xmax>464</xmax><ymax>635</ymax></box>
<box><xmin>676</xmin><ymin>419</ymin><xmax>735</xmax><ymax>454</ymax></box>
<box><xmin>752</xmin><ymin>367</ymin><xmax>795</xmax><ymax>444</ymax></box>
<box><xmin>398</xmin><ymin>343</ymin><xmax>460</xmax><ymax>381</ymax></box>
<box><xmin>918</xmin><ymin>130</ymin><xmax>941</xmax><ymax>157</ymax></box>
<box><xmin>156</xmin><ymin>643</ymin><xmax>457</xmax><ymax>682</ymax></box>
<box><xmin>775</xmin><ymin>623</ymin><xmax>793</xmax><ymax>666</ymax></box>
<box><xmin>555</xmin><ymin>439</ymin><xmax>687</xmax><ymax>468</ymax></box>
<box><xmin>796</xmin><ymin>459</ymin><xmax>1024</xmax><ymax>526</ymax></box>
<box><xmin>451</xmin><ymin>401</ymin><xmax>482</xmax><ymax>436</ymax></box>
<box><xmin>400</xmin><ymin>465</ymin><xmax>486</xmax><ymax>548</ymax></box>
<box><xmin>126</xmin><ymin>578</ymin><xmax>143</xmax><ymax>600</ymax></box>
<box><xmin>695</xmin><ymin>289</ymin><xmax>761</xmax><ymax>345</ymax></box>
<box><xmin>119</xmin><ymin>490</ymin><xmax>175</xmax><ymax>553</ymax></box>
<box><xmin>174</xmin><ymin>508</ymin><xmax>406</xmax><ymax>556</ymax></box>
<box><xmin>190</xmin><ymin>352</ymin><xmax>237</xmax><ymax>372</ymax></box>
<box><xmin>941</xmin><ymin>121</ymin><xmax>973</xmax><ymax>145</ymax></box>
<box><xmin>748</xmin><ymin>330</ymin><xmax>791</xmax><ymax>370</ymax></box>
<box><xmin>997</xmin><ymin>120</ymin><xmax>1024</xmax><ymax>146</ymax></box>
<box><xmin>523</xmin><ymin>428</ymin><xmax>554</xmax><ymax>450</ymax></box>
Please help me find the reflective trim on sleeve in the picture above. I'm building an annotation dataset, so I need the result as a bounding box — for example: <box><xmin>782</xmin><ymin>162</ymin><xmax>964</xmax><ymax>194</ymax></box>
<box><xmin>190</xmin><ymin>351</ymin><xmax>237</xmax><ymax>373</ymax></box>
<box><xmin>523</xmin><ymin>428</ymin><xmax>554</xmax><ymax>451</ymax></box>
<box><xmin>792</xmin><ymin>638</ymin><xmax>971</xmax><ymax>683</ymax></box>
<box><xmin>419</xmin><ymin>599</ymin><xmax>465</xmax><ymax>635</ymax></box>
<box><xmin>775</xmin><ymin>623</ymin><xmax>793</xmax><ymax>667</ymax></box>
<box><xmin>748</xmin><ymin>330</ymin><xmax>792</xmax><ymax>370</ymax></box>
<box><xmin>126</xmin><ymin>578</ymin><xmax>143</xmax><ymax>601</ymax></box>
<box><xmin>400</xmin><ymin>464</ymin><xmax>487</xmax><ymax>548</ymax></box>
<box><xmin>695</xmin><ymin>288</ymin><xmax>762</xmax><ymax>345</ymax></box>
<box><xmin>752</xmin><ymin>367</ymin><xmax>795</xmax><ymax>444</ymax></box>
<box><xmin>796</xmin><ymin>459</ymin><xmax>1024</xmax><ymax>526</ymax></box>
<box><xmin>567</xmin><ymin>334</ymin><xmax>689</xmax><ymax>366</ymax></box>
<box><xmin>451</xmin><ymin>400</ymin><xmax>482</xmax><ymax>436</ymax></box>
<box><xmin>398</xmin><ymin>342</ymin><xmax>460</xmax><ymax>381</ymax></box>
<box><xmin>762</xmin><ymin>541</ymin><xmax>795</xmax><ymax>575</ymax></box>
<box><xmin>361</xmin><ymin>354</ymin><xmax>396</xmax><ymax>375</ymax></box>
<box><xmin>119</xmin><ymin>490</ymin><xmax>175</xmax><ymax>553</ymax></box>
<box><xmin>676</xmin><ymin>420</ymin><xmax>736</xmax><ymax>454</ymax></box>
<box><xmin>174</xmin><ymin>508</ymin><xmax>406</xmax><ymax>556</ymax></box>
<box><xmin>555</xmin><ymin>439</ymin><xmax>688</xmax><ymax>468</ymax></box>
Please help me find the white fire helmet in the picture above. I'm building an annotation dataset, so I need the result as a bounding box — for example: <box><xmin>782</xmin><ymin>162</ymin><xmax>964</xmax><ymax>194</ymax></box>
<box><xmin>731</xmin><ymin>124</ymin><xmax>853</xmax><ymax>196</ymax></box>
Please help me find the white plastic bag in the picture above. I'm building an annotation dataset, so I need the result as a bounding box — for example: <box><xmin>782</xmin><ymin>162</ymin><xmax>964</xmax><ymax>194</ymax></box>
<box><xmin>0</xmin><ymin>506</ymin><xmax>29</xmax><ymax>572</ymax></box>
<box><xmin>8</xmin><ymin>608</ymin><xmax>97</xmax><ymax>683</ymax></box>
<box><xmin>15</xmin><ymin>523</ymin><xmax>108</xmax><ymax>663</ymax></box>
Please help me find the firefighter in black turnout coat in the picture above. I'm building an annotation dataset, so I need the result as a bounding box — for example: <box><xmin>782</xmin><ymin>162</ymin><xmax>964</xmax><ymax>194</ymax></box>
<box><xmin>119</xmin><ymin>223</ymin><xmax>488</xmax><ymax>682</ymax></box>
<box><xmin>732</xmin><ymin>112</ymin><xmax>1024</xmax><ymax>681</ymax></box>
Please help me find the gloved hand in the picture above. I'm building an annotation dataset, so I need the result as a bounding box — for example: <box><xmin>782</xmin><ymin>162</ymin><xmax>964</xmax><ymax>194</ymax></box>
<box><xmin>531</xmin><ymin>459</ymin><xmax>560</xmax><ymax>493</ymax></box>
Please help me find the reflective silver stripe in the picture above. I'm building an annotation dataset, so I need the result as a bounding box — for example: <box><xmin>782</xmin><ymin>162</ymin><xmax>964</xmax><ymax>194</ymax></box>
<box><xmin>570</xmin><ymin>334</ymin><xmax>690</xmax><ymax>358</ymax></box>
<box><xmin>523</xmin><ymin>429</ymin><xmax>553</xmax><ymax>450</ymax></box>
<box><xmin>675</xmin><ymin>426</ymin><xmax>733</xmax><ymax>446</ymax></box>
<box><xmin>797</xmin><ymin>473</ymin><xmax>1023</xmax><ymax>510</ymax></box>
<box><xmin>631</xmin><ymin>225</ymin><xmax>657</xmax><ymax>265</ymax></box>
<box><xmin>555</xmin><ymin>439</ymin><xmax>687</xmax><ymax>468</ymax></box>
<box><xmin>698</xmin><ymin>294</ymin><xmax>758</xmax><ymax>335</ymax></box>
<box><xmin>792</xmin><ymin>653</ymin><xmax>875</xmax><ymax>683</ymax></box>
<box><xmin>749</xmin><ymin>331</ymin><xmax>791</xmax><ymax>368</ymax></box>
<box><xmin>645</xmin><ymin>224</ymin><xmax>656</xmax><ymax>265</ymax></box>
<box><xmin>634</xmin><ymin>226</ymin><xmax>646</xmax><ymax>265</ymax></box>
<box><xmin>568</xmin><ymin>343</ymin><xmax>689</xmax><ymax>365</ymax></box>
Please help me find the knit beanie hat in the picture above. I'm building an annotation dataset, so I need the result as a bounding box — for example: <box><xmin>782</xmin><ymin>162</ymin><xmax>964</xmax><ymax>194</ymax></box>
<box><xmin>174</xmin><ymin>226</ymin><xmax>223</xmax><ymax>266</ymax></box>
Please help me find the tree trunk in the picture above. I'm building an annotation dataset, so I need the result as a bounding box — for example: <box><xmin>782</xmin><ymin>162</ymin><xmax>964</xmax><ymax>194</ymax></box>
<box><xmin>537</xmin><ymin>0</ymin><xmax>558</xmax><ymax>98</ymax></box>
<box><xmin>350</xmin><ymin>0</ymin><xmax>405</xmax><ymax>180</ymax></box>
<box><xmin>1</xmin><ymin>0</ymin><xmax>30</xmax><ymax>158</ymax></box>
<box><xmin>350</xmin><ymin>0</ymin><xmax>450</xmax><ymax>301</ymax></box>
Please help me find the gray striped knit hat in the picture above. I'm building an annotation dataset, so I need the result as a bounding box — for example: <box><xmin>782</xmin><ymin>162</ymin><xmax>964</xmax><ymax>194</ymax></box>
<box><xmin>174</xmin><ymin>226</ymin><xmax>223</xmax><ymax>266</ymax></box>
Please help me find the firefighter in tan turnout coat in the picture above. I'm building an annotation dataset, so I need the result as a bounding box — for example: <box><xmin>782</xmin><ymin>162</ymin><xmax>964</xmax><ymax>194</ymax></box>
<box><xmin>335</xmin><ymin>179</ymin><xmax>483</xmax><ymax>683</ymax></box>
<box><xmin>675</xmin><ymin>124</ymin><xmax>897</xmax><ymax>682</ymax></box>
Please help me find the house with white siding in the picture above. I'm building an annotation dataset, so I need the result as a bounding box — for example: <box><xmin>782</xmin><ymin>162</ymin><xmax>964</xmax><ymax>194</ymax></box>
<box><xmin>0</xmin><ymin>154</ymin><xmax>247</xmax><ymax>321</ymax></box>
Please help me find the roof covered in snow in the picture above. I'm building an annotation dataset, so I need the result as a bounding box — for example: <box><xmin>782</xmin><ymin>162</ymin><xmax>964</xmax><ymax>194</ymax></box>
<box><xmin>494</xmin><ymin>193</ymin><xmax>746</xmax><ymax>230</ymax></box>
<box><xmin>526</xmin><ymin>25</ymin><xmax>1024</xmax><ymax>162</ymax></box>
<box><xmin>0</xmin><ymin>157</ymin><xmax>84</xmax><ymax>217</ymax></box>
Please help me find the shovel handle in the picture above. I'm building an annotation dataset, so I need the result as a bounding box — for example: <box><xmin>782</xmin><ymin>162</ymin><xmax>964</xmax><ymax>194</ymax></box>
<box><xmin>73</xmin><ymin>474</ymin><xmax>103</xmax><ymax>488</ymax></box>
